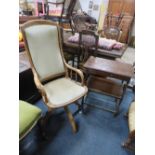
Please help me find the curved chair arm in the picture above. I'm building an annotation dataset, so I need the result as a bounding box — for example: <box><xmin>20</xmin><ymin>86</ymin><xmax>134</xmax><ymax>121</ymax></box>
<box><xmin>32</xmin><ymin>68</ymin><xmax>48</xmax><ymax>103</ymax></box>
<box><xmin>64</xmin><ymin>62</ymin><xmax>84</xmax><ymax>86</ymax></box>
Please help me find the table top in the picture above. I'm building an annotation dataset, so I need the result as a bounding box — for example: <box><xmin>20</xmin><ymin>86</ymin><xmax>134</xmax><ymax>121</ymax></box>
<box><xmin>19</xmin><ymin>52</ymin><xmax>31</xmax><ymax>73</ymax></box>
<box><xmin>63</xmin><ymin>31</ymin><xmax>127</xmax><ymax>58</ymax></box>
<box><xmin>83</xmin><ymin>56</ymin><xmax>134</xmax><ymax>80</ymax></box>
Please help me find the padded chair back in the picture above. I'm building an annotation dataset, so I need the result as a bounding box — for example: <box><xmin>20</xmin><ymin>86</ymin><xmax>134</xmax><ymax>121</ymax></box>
<box><xmin>21</xmin><ymin>20</ymin><xmax>65</xmax><ymax>82</ymax></box>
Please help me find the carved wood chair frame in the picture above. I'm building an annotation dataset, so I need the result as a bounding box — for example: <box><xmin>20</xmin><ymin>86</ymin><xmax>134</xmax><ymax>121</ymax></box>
<box><xmin>21</xmin><ymin>19</ymin><xmax>88</xmax><ymax>133</ymax></box>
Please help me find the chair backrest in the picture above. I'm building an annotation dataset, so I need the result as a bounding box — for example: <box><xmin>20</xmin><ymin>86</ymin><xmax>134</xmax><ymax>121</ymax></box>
<box><xmin>103</xmin><ymin>27</ymin><xmax>121</xmax><ymax>41</ymax></box>
<box><xmin>100</xmin><ymin>12</ymin><xmax>124</xmax><ymax>41</ymax></box>
<box><xmin>45</xmin><ymin>0</ymin><xmax>66</xmax><ymax>19</ymax></box>
<box><xmin>21</xmin><ymin>20</ymin><xmax>66</xmax><ymax>82</ymax></box>
<box><xmin>79</xmin><ymin>30</ymin><xmax>99</xmax><ymax>62</ymax></box>
<box><xmin>72</xmin><ymin>12</ymin><xmax>97</xmax><ymax>33</ymax></box>
<box><xmin>64</xmin><ymin>0</ymin><xmax>77</xmax><ymax>17</ymax></box>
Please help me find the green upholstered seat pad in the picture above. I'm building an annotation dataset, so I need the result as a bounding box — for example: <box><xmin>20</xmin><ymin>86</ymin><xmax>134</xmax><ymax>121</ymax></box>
<box><xmin>19</xmin><ymin>100</ymin><xmax>41</xmax><ymax>138</ymax></box>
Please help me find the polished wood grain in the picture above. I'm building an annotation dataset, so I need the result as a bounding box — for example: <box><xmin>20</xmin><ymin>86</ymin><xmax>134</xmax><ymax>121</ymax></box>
<box><xmin>83</xmin><ymin>56</ymin><xmax>134</xmax><ymax>115</ymax></box>
<box><xmin>62</xmin><ymin>30</ymin><xmax>127</xmax><ymax>59</ymax></box>
<box><xmin>83</xmin><ymin>56</ymin><xmax>134</xmax><ymax>81</ymax></box>
<box><xmin>105</xmin><ymin>0</ymin><xmax>135</xmax><ymax>43</ymax></box>
<box><xmin>87</xmin><ymin>76</ymin><xmax>123</xmax><ymax>99</ymax></box>
<box><xmin>108</xmin><ymin>0</ymin><xmax>135</xmax><ymax>16</ymax></box>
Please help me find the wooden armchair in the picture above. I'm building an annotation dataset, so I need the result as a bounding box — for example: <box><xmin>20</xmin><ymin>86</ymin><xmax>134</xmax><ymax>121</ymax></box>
<box><xmin>45</xmin><ymin>0</ymin><xmax>77</xmax><ymax>31</ymax></box>
<box><xmin>21</xmin><ymin>20</ymin><xmax>88</xmax><ymax>133</ymax></box>
<box><xmin>79</xmin><ymin>30</ymin><xmax>99</xmax><ymax>64</ymax></box>
<box><xmin>98</xmin><ymin>27</ymin><xmax>122</xmax><ymax>42</ymax></box>
<box><xmin>98</xmin><ymin>13</ymin><xmax>123</xmax><ymax>41</ymax></box>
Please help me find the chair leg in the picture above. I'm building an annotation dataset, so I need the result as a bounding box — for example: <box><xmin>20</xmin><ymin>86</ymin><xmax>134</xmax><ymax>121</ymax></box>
<box><xmin>114</xmin><ymin>98</ymin><xmax>121</xmax><ymax>116</ymax></box>
<box><xmin>72</xmin><ymin>55</ymin><xmax>75</xmax><ymax>67</ymax></box>
<box><xmin>77</xmin><ymin>54</ymin><xmax>80</xmax><ymax>68</ymax></box>
<box><xmin>74</xmin><ymin>101</ymin><xmax>81</xmax><ymax>111</ymax></box>
<box><xmin>38</xmin><ymin>108</ymin><xmax>53</xmax><ymax>140</ymax></box>
<box><xmin>81</xmin><ymin>96</ymin><xmax>86</xmax><ymax>114</ymax></box>
<box><xmin>38</xmin><ymin>117</ymin><xmax>48</xmax><ymax>140</ymax></box>
<box><xmin>64</xmin><ymin>106</ymin><xmax>77</xmax><ymax>133</ymax></box>
<box><xmin>122</xmin><ymin>131</ymin><xmax>135</xmax><ymax>151</ymax></box>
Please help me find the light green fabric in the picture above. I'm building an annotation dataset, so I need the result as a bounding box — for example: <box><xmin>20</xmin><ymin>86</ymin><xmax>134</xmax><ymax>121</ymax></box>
<box><xmin>19</xmin><ymin>100</ymin><xmax>41</xmax><ymax>139</ymax></box>
<box><xmin>44</xmin><ymin>77</ymin><xmax>88</xmax><ymax>108</ymax></box>
<box><xmin>25</xmin><ymin>25</ymin><xmax>65</xmax><ymax>81</ymax></box>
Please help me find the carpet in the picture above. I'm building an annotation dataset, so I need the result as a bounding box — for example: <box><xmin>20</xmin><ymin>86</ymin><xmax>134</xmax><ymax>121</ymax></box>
<box><xmin>20</xmin><ymin>88</ymin><xmax>135</xmax><ymax>155</ymax></box>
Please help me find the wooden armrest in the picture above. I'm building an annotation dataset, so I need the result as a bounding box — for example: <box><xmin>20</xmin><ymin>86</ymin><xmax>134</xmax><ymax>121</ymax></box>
<box><xmin>65</xmin><ymin>63</ymin><xmax>84</xmax><ymax>86</ymax></box>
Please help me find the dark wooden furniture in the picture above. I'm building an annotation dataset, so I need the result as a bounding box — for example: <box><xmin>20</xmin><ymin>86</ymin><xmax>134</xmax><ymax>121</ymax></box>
<box><xmin>105</xmin><ymin>0</ymin><xmax>135</xmax><ymax>43</ymax></box>
<box><xmin>96</xmin><ymin>45</ymin><xmax>127</xmax><ymax>58</ymax></box>
<box><xmin>61</xmin><ymin>29</ymin><xmax>99</xmax><ymax>68</ymax></box>
<box><xmin>19</xmin><ymin>52</ymin><xmax>41</xmax><ymax>103</ymax></box>
<box><xmin>60</xmin><ymin>29</ymin><xmax>79</xmax><ymax>67</ymax></box>
<box><xmin>19</xmin><ymin>16</ymin><xmax>41</xmax><ymax>24</ymax></box>
<box><xmin>72</xmin><ymin>12</ymin><xmax>97</xmax><ymax>32</ymax></box>
<box><xmin>79</xmin><ymin>30</ymin><xmax>99</xmax><ymax>64</ymax></box>
<box><xmin>62</xmin><ymin>30</ymin><xmax>127</xmax><ymax>60</ymax></box>
<box><xmin>99</xmin><ymin>27</ymin><xmax>121</xmax><ymax>41</ymax></box>
<box><xmin>45</xmin><ymin>0</ymin><xmax>65</xmax><ymax>21</ymax></box>
<box><xmin>45</xmin><ymin>0</ymin><xmax>77</xmax><ymax>31</ymax></box>
<box><xmin>99</xmin><ymin>13</ymin><xmax>123</xmax><ymax>41</ymax></box>
<box><xmin>83</xmin><ymin>56</ymin><xmax>134</xmax><ymax>115</ymax></box>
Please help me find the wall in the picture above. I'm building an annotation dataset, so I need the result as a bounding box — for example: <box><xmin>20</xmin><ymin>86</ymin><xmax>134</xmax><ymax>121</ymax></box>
<box><xmin>79</xmin><ymin>0</ymin><xmax>102</xmax><ymax>21</ymax></box>
<box><xmin>98</xmin><ymin>0</ymin><xmax>109</xmax><ymax>30</ymax></box>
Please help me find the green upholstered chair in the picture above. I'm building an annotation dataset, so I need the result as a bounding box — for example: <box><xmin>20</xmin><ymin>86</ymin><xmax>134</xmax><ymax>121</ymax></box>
<box><xmin>21</xmin><ymin>20</ymin><xmax>88</xmax><ymax>133</ymax></box>
<box><xmin>19</xmin><ymin>100</ymin><xmax>42</xmax><ymax>141</ymax></box>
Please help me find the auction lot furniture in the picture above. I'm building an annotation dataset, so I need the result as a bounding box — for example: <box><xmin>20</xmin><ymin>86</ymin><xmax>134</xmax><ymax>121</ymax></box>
<box><xmin>83</xmin><ymin>56</ymin><xmax>134</xmax><ymax>115</ymax></box>
<box><xmin>45</xmin><ymin>0</ymin><xmax>77</xmax><ymax>31</ymax></box>
<box><xmin>105</xmin><ymin>0</ymin><xmax>135</xmax><ymax>43</ymax></box>
<box><xmin>19</xmin><ymin>100</ymin><xmax>42</xmax><ymax>141</ymax></box>
<box><xmin>21</xmin><ymin>20</ymin><xmax>88</xmax><ymax>133</ymax></box>
<box><xmin>62</xmin><ymin>30</ymin><xmax>127</xmax><ymax>60</ymax></box>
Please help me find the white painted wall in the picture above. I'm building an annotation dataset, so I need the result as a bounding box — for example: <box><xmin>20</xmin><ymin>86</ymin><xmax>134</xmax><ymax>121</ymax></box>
<box><xmin>79</xmin><ymin>0</ymin><xmax>102</xmax><ymax>21</ymax></box>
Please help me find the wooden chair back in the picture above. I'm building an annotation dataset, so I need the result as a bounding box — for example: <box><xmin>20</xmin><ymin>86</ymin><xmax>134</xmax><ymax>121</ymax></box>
<box><xmin>45</xmin><ymin>0</ymin><xmax>66</xmax><ymax>21</ymax></box>
<box><xmin>79</xmin><ymin>30</ymin><xmax>99</xmax><ymax>62</ymax></box>
<box><xmin>21</xmin><ymin>20</ymin><xmax>67</xmax><ymax>83</ymax></box>
<box><xmin>99</xmin><ymin>12</ymin><xmax>124</xmax><ymax>41</ymax></box>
